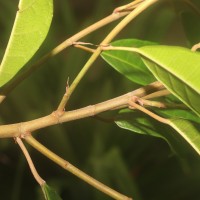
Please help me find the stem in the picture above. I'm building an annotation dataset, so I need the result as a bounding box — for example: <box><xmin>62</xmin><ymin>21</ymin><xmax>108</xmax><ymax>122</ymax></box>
<box><xmin>136</xmin><ymin>98</ymin><xmax>188</xmax><ymax>109</ymax></box>
<box><xmin>129</xmin><ymin>98</ymin><xmax>170</xmax><ymax>124</ymax></box>
<box><xmin>25</xmin><ymin>135</ymin><xmax>132</xmax><ymax>200</ymax></box>
<box><xmin>0</xmin><ymin>12</ymin><xmax>130</xmax><ymax>104</ymax></box>
<box><xmin>191</xmin><ymin>43</ymin><xmax>200</xmax><ymax>52</ymax></box>
<box><xmin>113</xmin><ymin>0</ymin><xmax>144</xmax><ymax>13</ymax></box>
<box><xmin>74</xmin><ymin>44</ymin><xmax>95</xmax><ymax>53</ymax></box>
<box><xmin>101</xmin><ymin>45</ymin><xmax>140</xmax><ymax>53</ymax></box>
<box><xmin>0</xmin><ymin>81</ymin><xmax>165</xmax><ymax>138</ymax></box>
<box><xmin>57</xmin><ymin>0</ymin><xmax>158</xmax><ymax>111</ymax></box>
<box><xmin>142</xmin><ymin>89</ymin><xmax>170</xmax><ymax>99</ymax></box>
<box><xmin>16</xmin><ymin>137</ymin><xmax>45</xmax><ymax>186</ymax></box>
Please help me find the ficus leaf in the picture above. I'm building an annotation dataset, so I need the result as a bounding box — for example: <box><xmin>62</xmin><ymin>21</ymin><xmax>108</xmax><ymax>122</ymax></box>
<box><xmin>138</xmin><ymin>45</ymin><xmax>200</xmax><ymax>117</ymax></box>
<box><xmin>169</xmin><ymin>118</ymin><xmax>200</xmax><ymax>155</ymax></box>
<box><xmin>102</xmin><ymin>43</ymin><xmax>200</xmax><ymax>116</ymax></box>
<box><xmin>115</xmin><ymin>109</ymin><xmax>200</xmax><ymax>156</ymax></box>
<box><xmin>0</xmin><ymin>0</ymin><xmax>53</xmax><ymax>88</ymax></box>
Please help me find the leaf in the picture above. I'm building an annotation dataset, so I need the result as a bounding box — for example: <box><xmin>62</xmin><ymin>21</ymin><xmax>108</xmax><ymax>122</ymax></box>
<box><xmin>169</xmin><ymin>118</ymin><xmax>200</xmax><ymax>155</ymax></box>
<box><xmin>42</xmin><ymin>183</ymin><xmax>62</xmax><ymax>200</ymax></box>
<box><xmin>115</xmin><ymin>109</ymin><xmax>200</xmax><ymax>156</ymax></box>
<box><xmin>115</xmin><ymin>109</ymin><xmax>173</xmax><ymax>144</ymax></box>
<box><xmin>101</xmin><ymin>39</ymin><xmax>156</xmax><ymax>85</ymax></box>
<box><xmin>0</xmin><ymin>0</ymin><xmax>53</xmax><ymax>88</ymax></box>
<box><xmin>156</xmin><ymin>108</ymin><xmax>200</xmax><ymax>124</ymax></box>
<box><xmin>138</xmin><ymin>45</ymin><xmax>200</xmax><ymax>116</ymax></box>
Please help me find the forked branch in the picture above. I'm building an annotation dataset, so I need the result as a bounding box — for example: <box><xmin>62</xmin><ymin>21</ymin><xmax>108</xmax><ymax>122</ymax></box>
<box><xmin>57</xmin><ymin>0</ymin><xmax>158</xmax><ymax>111</ymax></box>
<box><xmin>0</xmin><ymin>81</ymin><xmax>165</xmax><ymax>138</ymax></box>
<box><xmin>25</xmin><ymin>135</ymin><xmax>132</xmax><ymax>200</ymax></box>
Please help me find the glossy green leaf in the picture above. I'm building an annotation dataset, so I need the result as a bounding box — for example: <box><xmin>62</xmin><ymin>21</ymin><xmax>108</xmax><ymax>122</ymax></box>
<box><xmin>0</xmin><ymin>0</ymin><xmax>53</xmax><ymax>88</ymax></box>
<box><xmin>116</xmin><ymin>110</ymin><xmax>166</xmax><ymax>142</ymax></box>
<box><xmin>101</xmin><ymin>39</ymin><xmax>156</xmax><ymax>85</ymax></box>
<box><xmin>42</xmin><ymin>183</ymin><xmax>62</xmax><ymax>200</ymax></box>
<box><xmin>156</xmin><ymin>108</ymin><xmax>200</xmax><ymax>124</ymax></box>
<box><xmin>169</xmin><ymin>118</ymin><xmax>200</xmax><ymax>155</ymax></box>
<box><xmin>138</xmin><ymin>45</ymin><xmax>200</xmax><ymax>116</ymax></box>
<box><xmin>115</xmin><ymin>109</ymin><xmax>200</xmax><ymax>156</ymax></box>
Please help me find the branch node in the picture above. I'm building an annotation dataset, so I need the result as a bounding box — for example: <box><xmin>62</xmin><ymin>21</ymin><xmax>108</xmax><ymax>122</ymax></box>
<box><xmin>51</xmin><ymin>111</ymin><xmax>64</xmax><ymax>124</ymax></box>
<box><xmin>21</xmin><ymin>131</ymin><xmax>32</xmax><ymax>139</ymax></box>
<box><xmin>129</xmin><ymin>96</ymin><xmax>169</xmax><ymax>124</ymax></box>
<box><xmin>67</xmin><ymin>38</ymin><xmax>74</xmax><ymax>46</ymax></box>
<box><xmin>128</xmin><ymin>96</ymin><xmax>139</xmax><ymax>108</ymax></box>
<box><xmin>17</xmin><ymin>123</ymin><xmax>32</xmax><ymax>138</ymax></box>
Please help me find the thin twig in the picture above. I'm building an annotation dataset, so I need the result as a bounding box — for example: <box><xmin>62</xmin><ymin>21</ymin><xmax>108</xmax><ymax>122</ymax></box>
<box><xmin>16</xmin><ymin>137</ymin><xmax>45</xmax><ymax>186</ymax></box>
<box><xmin>113</xmin><ymin>0</ymin><xmax>144</xmax><ymax>13</ymax></box>
<box><xmin>57</xmin><ymin>0</ymin><xmax>158</xmax><ymax>111</ymax></box>
<box><xmin>25</xmin><ymin>135</ymin><xmax>132</xmax><ymax>200</ymax></box>
<box><xmin>129</xmin><ymin>97</ymin><xmax>170</xmax><ymax>124</ymax></box>
<box><xmin>142</xmin><ymin>89</ymin><xmax>171</xmax><ymax>99</ymax></box>
<box><xmin>191</xmin><ymin>43</ymin><xmax>200</xmax><ymax>52</ymax></box>
<box><xmin>134</xmin><ymin>98</ymin><xmax>188</xmax><ymax>109</ymax></box>
<box><xmin>74</xmin><ymin>44</ymin><xmax>95</xmax><ymax>53</ymax></box>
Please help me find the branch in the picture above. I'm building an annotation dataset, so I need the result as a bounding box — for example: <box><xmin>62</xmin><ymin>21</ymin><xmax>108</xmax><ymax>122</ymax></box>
<box><xmin>16</xmin><ymin>137</ymin><xmax>45</xmax><ymax>186</ymax></box>
<box><xmin>0</xmin><ymin>81</ymin><xmax>164</xmax><ymax>138</ymax></box>
<box><xmin>25</xmin><ymin>135</ymin><xmax>132</xmax><ymax>200</ymax></box>
<box><xmin>129</xmin><ymin>97</ymin><xmax>170</xmax><ymax>124</ymax></box>
<box><xmin>113</xmin><ymin>0</ymin><xmax>144</xmax><ymax>13</ymax></box>
<box><xmin>57</xmin><ymin>0</ymin><xmax>159</xmax><ymax>111</ymax></box>
<box><xmin>135</xmin><ymin>99</ymin><xmax>188</xmax><ymax>109</ymax></box>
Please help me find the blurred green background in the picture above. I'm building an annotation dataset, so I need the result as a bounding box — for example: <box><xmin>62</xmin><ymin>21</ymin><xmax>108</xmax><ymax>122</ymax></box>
<box><xmin>0</xmin><ymin>0</ymin><xmax>200</xmax><ymax>199</ymax></box>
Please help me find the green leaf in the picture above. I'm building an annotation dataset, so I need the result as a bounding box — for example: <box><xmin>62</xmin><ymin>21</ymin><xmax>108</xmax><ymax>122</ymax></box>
<box><xmin>101</xmin><ymin>39</ymin><xmax>156</xmax><ymax>85</ymax></box>
<box><xmin>169</xmin><ymin>118</ymin><xmax>200</xmax><ymax>155</ymax></box>
<box><xmin>116</xmin><ymin>109</ymin><xmax>164</xmax><ymax>139</ymax></box>
<box><xmin>138</xmin><ymin>45</ymin><xmax>200</xmax><ymax>116</ymax></box>
<box><xmin>156</xmin><ymin>108</ymin><xmax>200</xmax><ymax>124</ymax></box>
<box><xmin>42</xmin><ymin>183</ymin><xmax>62</xmax><ymax>200</ymax></box>
<box><xmin>0</xmin><ymin>0</ymin><xmax>53</xmax><ymax>88</ymax></box>
<box><xmin>115</xmin><ymin>109</ymin><xmax>200</xmax><ymax>156</ymax></box>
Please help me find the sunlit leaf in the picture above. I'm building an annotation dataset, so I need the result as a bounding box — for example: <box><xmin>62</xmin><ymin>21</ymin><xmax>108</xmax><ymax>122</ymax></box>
<box><xmin>138</xmin><ymin>45</ymin><xmax>200</xmax><ymax>116</ymax></box>
<box><xmin>0</xmin><ymin>0</ymin><xmax>53</xmax><ymax>88</ymax></box>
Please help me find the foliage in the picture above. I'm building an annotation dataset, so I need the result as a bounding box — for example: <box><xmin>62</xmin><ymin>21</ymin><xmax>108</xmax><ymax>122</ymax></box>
<box><xmin>0</xmin><ymin>0</ymin><xmax>53</xmax><ymax>88</ymax></box>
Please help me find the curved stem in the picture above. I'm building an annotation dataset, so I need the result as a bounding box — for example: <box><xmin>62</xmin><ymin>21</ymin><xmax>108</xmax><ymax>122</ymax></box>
<box><xmin>25</xmin><ymin>135</ymin><xmax>132</xmax><ymax>200</ymax></box>
<box><xmin>16</xmin><ymin>137</ymin><xmax>45</xmax><ymax>186</ymax></box>
<box><xmin>129</xmin><ymin>98</ymin><xmax>170</xmax><ymax>124</ymax></box>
